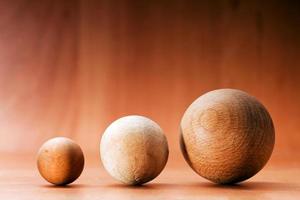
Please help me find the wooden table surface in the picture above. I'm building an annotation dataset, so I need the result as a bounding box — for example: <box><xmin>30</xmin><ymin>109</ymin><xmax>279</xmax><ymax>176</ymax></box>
<box><xmin>1</xmin><ymin>153</ymin><xmax>299</xmax><ymax>200</ymax></box>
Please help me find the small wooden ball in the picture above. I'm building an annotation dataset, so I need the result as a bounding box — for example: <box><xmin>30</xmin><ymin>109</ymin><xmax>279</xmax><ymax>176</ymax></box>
<box><xmin>180</xmin><ymin>89</ymin><xmax>275</xmax><ymax>184</ymax></box>
<box><xmin>100</xmin><ymin>115</ymin><xmax>169</xmax><ymax>185</ymax></box>
<box><xmin>37</xmin><ymin>137</ymin><xmax>85</xmax><ymax>185</ymax></box>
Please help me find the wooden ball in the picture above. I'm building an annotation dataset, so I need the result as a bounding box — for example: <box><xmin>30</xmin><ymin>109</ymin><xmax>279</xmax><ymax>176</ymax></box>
<box><xmin>37</xmin><ymin>137</ymin><xmax>85</xmax><ymax>185</ymax></box>
<box><xmin>100</xmin><ymin>115</ymin><xmax>169</xmax><ymax>185</ymax></box>
<box><xmin>180</xmin><ymin>89</ymin><xmax>275</xmax><ymax>184</ymax></box>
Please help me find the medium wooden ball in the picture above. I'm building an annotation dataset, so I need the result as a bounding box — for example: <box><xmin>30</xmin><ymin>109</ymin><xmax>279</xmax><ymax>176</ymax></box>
<box><xmin>180</xmin><ymin>89</ymin><xmax>275</xmax><ymax>184</ymax></box>
<box><xmin>37</xmin><ymin>137</ymin><xmax>85</xmax><ymax>185</ymax></box>
<box><xmin>100</xmin><ymin>115</ymin><xmax>169</xmax><ymax>185</ymax></box>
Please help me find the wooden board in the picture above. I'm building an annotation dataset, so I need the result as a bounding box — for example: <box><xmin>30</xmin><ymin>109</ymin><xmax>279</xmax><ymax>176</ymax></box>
<box><xmin>0</xmin><ymin>0</ymin><xmax>299</xmax><ymax>156</ymax></box>
<box><xmin>0</xmin><ymin>154</ymin><xmax>300</xmax><ymax>199</ymax></box>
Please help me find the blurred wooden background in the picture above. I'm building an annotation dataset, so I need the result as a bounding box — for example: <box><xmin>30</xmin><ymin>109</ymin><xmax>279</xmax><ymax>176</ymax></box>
<box><xmin>0</xmin><ymin>0</ymin><xmax>299</xmax><ymax>161</ymax></box>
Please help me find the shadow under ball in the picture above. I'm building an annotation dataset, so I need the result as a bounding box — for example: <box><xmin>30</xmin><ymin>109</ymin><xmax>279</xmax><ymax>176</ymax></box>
<box><xmin>100</xmin><ymin>115</ymin><xmax>169</xmax><ymax>185</ymax></box>
<box><xmin>37</xmin><ymin>137</ymin><xmax>85</xmax><ymax>185</ymax></box>
<box><xmin>180</xmin><ymin>89</ymin><xmax>275</xmax><ymax>184</ymax></box>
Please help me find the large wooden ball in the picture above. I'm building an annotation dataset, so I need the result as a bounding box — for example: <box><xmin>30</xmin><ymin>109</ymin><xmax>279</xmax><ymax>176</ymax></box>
<box><xmin>37</xmin><ymin>137</ymin><xmax>85</xmax><ymax>185</ymax></box>
<box><xmin>100</xmin><ymin>115</ymin><xmax>169</xmax><ymax>185</ymax></box>
<box><xmin>180</xmin><ymin>89</ymin><xmax>275</xmax><ymax>184</ymax></box>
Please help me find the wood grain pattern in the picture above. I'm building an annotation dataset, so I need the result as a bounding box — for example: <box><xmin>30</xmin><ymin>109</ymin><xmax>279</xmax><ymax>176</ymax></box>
<box><xmin>180</xmin><ymin>89</ymin><xmax>275</xmax><ymax>184</ymax></box>
<box><xmin>0</xmin><ymin>0</ymin><xmax>299</xmax><ymax>161</ymax></box>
